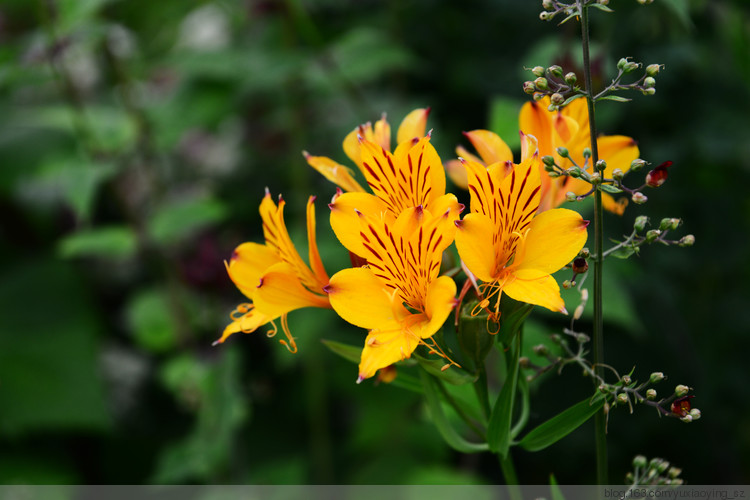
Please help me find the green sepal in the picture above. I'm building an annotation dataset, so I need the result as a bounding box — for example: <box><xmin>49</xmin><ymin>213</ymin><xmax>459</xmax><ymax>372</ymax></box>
<box><xmin>457</xmin><ymin>300</ymin><xmax>495</xmax><ymax>372</ymax></box>
<box><xmin>518</xmin><ymin>392</ymin><xmax>606</xmax><ymax>452</ymax></box>
<box><xmin>419</xmin><ymin>370</ymin><xmax>489</xmax><ymax>454</ymax></box>
<box><xmin>414</xmin><ymin>353</ymin><xmax>478</xmax><ymax>386</ymax></box>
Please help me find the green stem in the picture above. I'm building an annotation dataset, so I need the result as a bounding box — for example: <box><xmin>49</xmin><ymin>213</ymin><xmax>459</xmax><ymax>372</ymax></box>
<box><xmin>435</xmin><ymin>377</ymin><xmax>486</xmax><ymax>440</ymax></box>
<box><xmin>475</xmin><ymin>365</ymin><xmax>491</xmax><ymax>422</ymax></box>
<box><xmin>579</xmin><ymin>0</ymin><xmax>608</xmax><ymax>485</ymax></box>
<box><xmin>500</xmin><ymin>452</ymin><xmax>522</xmax><ymax>500</ymax></box>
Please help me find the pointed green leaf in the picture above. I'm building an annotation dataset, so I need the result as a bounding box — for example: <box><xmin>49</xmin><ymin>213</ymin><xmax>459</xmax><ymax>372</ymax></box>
<box><xmin>590</xmin><ymin>3</ymin><xmax>614</xmax><ymax>13</ymax></box>
<box><xmin>519</xmin><ymin>393</ymin><xmax>606</xmax><ymax>452</ymax></box>
<box><xmin>597</xmin><ymin>95</ymin><xmax>631</xmax><ymax>103</ymax></box>
<box><xmin>487</xmin><ymin>337</ymin><xmax>520</xmax><ymax>455</ymax></box>
<box><xmin>562</xmin><ymin>94</ymin><xmax>585</xmax><ymax>107</ymax></box>
<box><xmin>599</xmin><ymin>184</ymin><xmax>623</xmax><ymax>194</ymax></box>
<box><xmin>550</xmin><ymin>474</ymin><xmax>566</xmax><ymax>500</ymax></box>
<box><xmin>419</xmin><ymin>371</ymin><xmax>489</xmax><ymax>454</ymax></box>
<box><xmin>320</xmin><ymin>339</ymin><xmax>361</xmax><ymax>364</ymax></box>
<box><xmin>58</xmin><ymin>226</ymin><xmax>137</xmax><ymax>259</ymax></box>
<box><xmin>414</xmin><ymin>353</ymin><xmax>477</xmax><ymax>385</ymax></box>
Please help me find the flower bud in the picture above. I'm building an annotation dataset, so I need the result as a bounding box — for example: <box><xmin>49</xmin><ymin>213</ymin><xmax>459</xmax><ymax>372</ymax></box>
<box><xmin>547</xmin><ymin>104</ymin><xmax>557</xmax><ymax>112</ymax></box>
<box><xmin>576</xmin><ymin>333</ymin><xmax>589</xmax><ymax>343</ymax></box>
<box><xmin>646</xmin><ymin>388</ymin><xmax>657</xmax><ymax>400</ymax></box>
<box><xmin>523</xmin><ymin>81</ymin><xmax>536</xmax><ymax>94</ymax></box>
<box><xmin>539</xmin><ymin>11</ymin><xmax>549</xmax><ymax>20</ymax></box>
<box><xmin>595</xmin><ymin>159</ymin><xmax>607</xmax><ymax>171</ymax></box>
<box><xmin>633</xmin><ymin>455</ymin><xmax>648</xmax><ymax>469</ymax></box>
<box><xmin>562</xmin><ymin>279</ymin><xmax>573</xmax><ymax>289</ymax></box>
<box><xmin>565</xmin><ymin>72</ymin><xmax>577</xmax><ymax>85</ymax></box>
<box><xmin>589</xmin><ymin>172</ymin><xmax>601</xmax><ymax>184</ymax></box>
<box><xmin>644</xmin><ymin>76</ymin><xmax>656</xmax><ymax>88</ymax></box>
<box><xmin>548</xmin><ymin>65</ymin><xmax>563</xmax><ymax>78</ymax></box>
<box><xmin>659</xmin><ymin>218</ymin><xmax>673</xmax><ymax>231</ymax></box>
<box><xmin>671</xmin><ymin>479</ymin><xmax>685</xmax><ymax>486</ymax></box>
<box><xmin>646</xmin><ymin>229</ymin><xmax>661</xmax><ymax>242</ymax></box>
<box><xmin>642</xmin><ymin>87</ymin><xmax>656</xmax><ymax>96</ymax></box>
<box><xmin>630</xmin><ymin>158</ymin><xmax>647</xmax><ymax>171</ymax></box>
<box><xmin>656</xmin><ymin>461</ymin><xmax>670</xmax><ymax>474</ymax></box>
<box><xmin>649</xmin><ymin>372</ymin><xmax>665</xmax><ymax>384</ymax></box>
<box><xmin>625</xmin><ymin>472</ymin><xmax>634</xmax><ymax>483</ymax></box>
<box><xmin>519</xmin><ymin>356</ymin><xmax>530</xmax><ymax>368</ymax></box>
<box><xmin>633</xmin><ymin>216</ymin><xmax>649</xmax><ymax>232</ymax></box>
<box><xmin>533</xmin><ymin>344</ymin><xmax>548</xmax><ymax>356</ymax></box>
<box><xmin>566</xmin><ymin>191</ymin><xmax>578</xmax><ymax>202</ymax></box>
<box><xmin>617</xmin><ymin>58</ymin><xmax>628</xmax><ymax>70</ymax></box>
<box><xmin>675</xmin><ymin>384</ymin><xmax>690</xmax><ymax>397</ymax></box>
<box><xmin>668</xmin><ymin>467</ymin><xmax>682</xmax><ymax>479</ymax></box>
<box><xmin>542</xmin><ymin>155</ymin><xmax>556</xmax><ymax>167</ymax></box>
<box><xmin>668</xmin><ymin>218</ymin><xmax>681</xmax><ymax>230</ymax></box>
<box><xmin>646</xmin><ymin>160</ymin><xmax>671</xmax><ymax>187</ymax></box>
<box><xmin>582</xmin><ymin>147</ymin><xmax>591</xmax><ymax>159</ymax></box>
<box><xmin>649</xmin><ymin>458</ymin><xmax>664</xmax><ymax>471</ymax></box>
<box><xmin>534</xmin><ymin>77</ymin><xmax>549</xmax><ymax>90</ymax></box>
<box><xmin>567</xmin><ymin>167</ymin><xmax>582</xmax><ymax>178</ymax></box>
<box><xmin>680</xmin><ymin>414</ymin><xmax>693</xmax><ymax>423</ymax></box>
<box><xmin>542</xmin><ymin>0</ymin><xmax>554</xmax><ymax>9</ymax></box>
<box><xmin>632</xmin><ymin>192</ymin><xmax>648</xmax><ymax>204</ymax></box>
<box><xmin>621</xmin><ymin>375</ymin><xmax>632</xmax><ymax>385</ymax></box>
<box><xmin>544</xmin><ymin>163</ymin><xmax>556</xmax><ymax>172</ymax></box>
<box><xmin>616</xmin><ymin>393</ymin><xmax>629</xmax><ymax>404</ymax></box>
<box><xmin>598</xmin><ymin>384</ymin><xmax>610</xmax><ymax>394</ymax></box>
<box><xmin>624</xmin><ymin>61</ymin><xmax>640</xmax><ymax>73</ymax></box>
<box><xmin>572</xmin><ymin>257</ymin><xmax>588</xmax><ymax>274</ymax></box>
<box><xmin>599</xmin><ymin>0</ymin><xmax>609</xmax><ymax>5</ymax></box>
<box><xmin>551</xmin><ymin>92</ymin><xmax>565</xmax><ymax>106</ymax></box>
<box><xmin>532</xmin><ymin>66</ymin><xmax>546</xmax><ymax>77</ymax></box>
<box><xmin>646</xmin><ymin>64</ymin><xmax>661</xmax><ymax>77</ymax></box>
<box><xmin>679</xmin><ymin>234</ymin><xmax>695</xmax><ymax>247</ymax></box>
<box><xmin>533</xmin><ymin>92</ymin><xmax>545</xmax><ymax>102</ymax></box>
<box><xmin>689</xmin><ymin>408</ymin><xmax>701</xmax><ymax>420</ymax></box>
<box><xmin>550</xmin><ymin>334</ymin><xmax>562</xmax><ymax>344</ymax></box>
<box><xmin>580</xmin><ymin>247</ymin><xmax>590</xmax><ymax>259</ymax></box>
<box><xmin>556</xmin><ymin>147</ymin><xmax>569</xmax><ymax>158</ymax></box>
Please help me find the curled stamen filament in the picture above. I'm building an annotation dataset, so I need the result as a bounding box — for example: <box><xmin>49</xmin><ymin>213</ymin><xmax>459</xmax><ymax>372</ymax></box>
<box><xmin>278</xmin><ymin>314</ymin><xmax>298</xmax><ymax>353</ymax></box>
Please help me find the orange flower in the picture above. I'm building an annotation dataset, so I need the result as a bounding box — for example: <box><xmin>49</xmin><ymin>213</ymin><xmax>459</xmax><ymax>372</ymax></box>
<box><xmin>216</xmin><ymin>191</ymin><xmax>331</xmax><ymax>351</ymax></box>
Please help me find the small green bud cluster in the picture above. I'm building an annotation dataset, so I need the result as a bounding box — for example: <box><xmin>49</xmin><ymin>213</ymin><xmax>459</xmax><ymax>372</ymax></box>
<box><xmin>523</xmin><ymin>60</ymin><xmax>581</xmax><ymax>110</ymax></box>
<box><xmin>629</xmin><ymin>455</ymin><xmax>684</xmax><ymax>487</ymax></box>
<box><xmin>637</xmin><ymin>0</ymin><xmax>654</xmax><ymax>4</ymax></box>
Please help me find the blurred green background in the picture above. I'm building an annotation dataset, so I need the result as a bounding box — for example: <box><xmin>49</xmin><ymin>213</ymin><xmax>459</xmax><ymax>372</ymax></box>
<box><xmin>1</xmin><ymin>0</ymin><xmax>748</xmax><ymax>485</ymax></box>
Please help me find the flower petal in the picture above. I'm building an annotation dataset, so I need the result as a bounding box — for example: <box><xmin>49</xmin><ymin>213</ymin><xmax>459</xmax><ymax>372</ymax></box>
<box><xmin>596</xmin><ymin>135</ymin><xmax>639</xmax><ymax>177</ymax></box>
<box><xmin>520</xmin><ymin>99</ymin><xmax>554</xmax><ymax>156</ymax></box>
<box><xmin>303</xmin><ymin>152</ymin><xmax>365</xmax><ymax>193</ymax></box>
<box><xmin>422</xmin><ymin>275</ymin><xmax>457</xmax><ymax>337</ymax></box>
<box><xmin>215</xmin><ymin>307</ymin><xmax>273</xmax><ymax>345</ymax></box>
<box><xmin>455</xmin><ymin>212</ymin><xmax>498</xmax><ymax>282</ymax></box>
<box><xmin>226</xmin><ymin>242</ymin><xmax>280</xmax><ymax>299</ymax></box>
<box><xmin>464</xmin><ymin>130</ymin><xmax>513</xmax><ymax>165</ymax></box>
<box><xmin>503</xmin><ymin>273</ymin><xmax>566</xmax><ymax>313</ymax></box>
<box><xmin>325</xmin><ymin>267</ymin><xmax>402</xmax><ymax>330</ymax></box>
<box><xmin>515</xmin><ymin>207</ymin><xmax>588</xmax><ymax>276</ymax></box>
<box><xmin>253</xmin><ymin>262</ymin><xmax>330</xmax><ymax>317</ymax></box>
<box><xmin>329</xmin><ymin>191</ymin><xmax>391</xmax><ymax>257</ymax></box>
<box><xmin>305</xmin><ymin>195</ymin><xmax>329</xmax><ymax>285</ymax></box>
<box><xmin>396</xmin><ymin>108</ymin><xmax>430</xmax><ymax>144</ymax></box>
<box><xmin>358</xmin><ymin>322</ymin><xmax>421</xmax><ymax>381</ymax></box>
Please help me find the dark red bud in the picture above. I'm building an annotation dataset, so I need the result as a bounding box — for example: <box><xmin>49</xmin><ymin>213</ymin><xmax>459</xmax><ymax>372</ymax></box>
<box><xmin>646</xmin><ymin>161</ymin><xmax>672</xmax><ymax>188</ymax></box>
<box><xmin>572</xmin><ymin>257</ymin><xmax>589</xmax><ymax>274</ymax></box>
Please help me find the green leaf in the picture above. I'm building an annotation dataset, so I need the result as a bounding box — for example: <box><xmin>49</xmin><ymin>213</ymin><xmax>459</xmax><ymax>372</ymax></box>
<box><xmin>562</xmin><ymin>94</ymin><xmax>585</xmax><ymax>107</ymax></box>
<box><xmin>321</xmin><ymin>339</ymin><xmax>361</xmax><ymax>364</ymax></box>
<box><xmin>550</xmin><ymin>474</ymin><xmax>567</xmax><ymax>500</ymax></box>
<box><xmin>597</xmin><ymin>95</ymin><xmax>631</xmax><ymax>103</ymax></box>
<box><xmin>518</xmin><ymin>393</ymin><xmax>606</xmax><ymax>452</ymax></box>
<box><xmin>599</xmin><ymin>184</ymin><xmax>623</xmax><ymax>194</ymax></box>
<box><xmin>419</xmin><ymin>371</ymin><xmax>489</xmax><ymax>454</ymax></box>
<box><xmin>589</xmin><ymin>3</ymin><xmax>614</xmax><ymax>13</ymax></box>
<box><xmin>487</xmin><ymin>336</ymin><xmax>520</xmax><ymax>456</ymax></box>
<box><xmin>457</xmin><ymin>300</ymin><xmax>496</xmax><ymax>372</ymax></box>
<box><xmin>148</xmin><ymin>196</ymin><xmax>228</xmax><ymax>245</ymax></box>
<box><xmin>414</xmin><ymin>353</ymin><xmax>477</xmax><ymax>385</ymax></box>
<box><xmin>388</xmin><ymin>372</ymin><xmax>423</xmax><ymax>394</ymax></box>
<box><xmin>125</xmin><ymin>289</ymin><xmax>178</xmax><ymax>353</ymax></box>
<box><xmin>609</xmin><ymin>244</ymin><xmax>638</xmax><ymax>259</ymax></box>
<box><xmin>58</xmin><ymin>226</ymin><xmax>137</xmax><ymax>259</ymax></box>
<box><xmin>498</xmin><ymin>295</ymin><xmax>534</xmax><ymax>345</ymax></box>
<box><xmin>488</xmin><ymin>97</ymin><xmax>524</xmax><ymax>150</ymax></box>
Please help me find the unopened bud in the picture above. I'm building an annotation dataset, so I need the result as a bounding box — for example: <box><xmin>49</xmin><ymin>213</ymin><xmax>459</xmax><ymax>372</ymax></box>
<box><xmin>649</xmin><ymin>372</ymin><xmax>665</xmax><ymax>384</ymax></box>
<box><xmin>565</xmin><ymin>72</ymin><xmax>577</xmax><ymax>85</ymax></box>
<box><xmin>612</xmin><ymin>168</ymin><xmax>624</xmax><ymax>181</ymax></box>
<box><xmin>595</xmin><ymin>159</ymin><xmax>607</xmax><ymax>171</ymax></box>
<box><xmin>580</xmin><ymin>247</ymin><xmax>590</xmax><ymax>259</ymax></box>
<box><xmin>548</xmin><ymin>65</ymin><xmax>563</xmax><ymax>78</ymax></box>
<box><xmin>646</xmin><ymin>388</ymin><xmax>657</xmax><ymax>400</ymax></box>
<box><xmin>547</xmin><ymin>104</ymin><xmax>558</xmax><ymax>112</ymax></box>
<box><xmin>519</xmin><ymin>356</ymin><xmax>530</xmax><ymax>368</ymax></box>
<box><xmin>523</xmin><ymin>81</ymin><xmax>536</xmax><ymax>94</ymax></box>
<box><xmin>582</xmin><ymin>147</ymin><xmax>592</xmax><ymax>159</ymax></box>
<box><xmin>576</xmin><ymin>333</ymin><xmax>589</xmax><ymax>343</ymax></box>
<box><xmin>630</xmin><ymin>158</ymin><xmax>647</xmax><ymax>171</ymax></box>
<box><xmin>589</xmin><ymin>172</ymin><xmax>601</xmax><ymax>184</ymax></box>
<box><xmin>617</xmin><ymin>58</ymin><xmax>628</xmax><ymax>70</ymax></box>
<box><xmin>533</xmin><ymin>92</ymin><xmax>545</xmax><ymax>102</ymax></box>
<box><xmin>633</xmin><ymin>455</ymin><xmax>648</xmax><ymax>469</ymax></box>
<box><xmin>646</xmin><ymin>64</ymin><xmax>661</xmax><ymax>77</ymax></box>
<box><xmin>659</xmin><ymin>218</ymin><xmax>673</xmax><ymax>231</ymax></box>
<box><xmin>675</xmin><ymin>384</ymin><xmax>690</xmax><ymax>397</ymax></box>
<box><xmin>680</xmin><ymin>414</ymin><xmax>693</xmax><ymax>423</ymax></box>
<box><xmin>551</xmin><ymin>92</ymin><xmax>565</xmax><ymax>106</ymax></box>
<box><xmin>617</xmin><ymin>393</ymin><xmax>629</xmax><ymax>404</ymax></box>
<box><xmin>542</xmin><ymin>155</ymin><xmax>556</xmax><ymax>166</ymax></box>
<box><xmin>562</xmin><ymin>279</ymin><xmax>573</xmax><ymax>289</ymax></box>
<box><xmin>668</xmin><ymin>218</ymin><xmax>681</xmax><ymax>230</ymax></box>
<box><xmin>625</xmin><ymin>472</ymin><xmax>635</xmax><ymax>483</ymax></box>
<box><xmin>572</xmin><ymin>257</ymin><xmax>588</xmax><ymax>274</ymax></box>
<box><xmin>544</xmin><ymin>163</ymin><xmax>556</xmax><ymax>172</ymax></box>
<box><xmin>632</xmin><ymin>192</ymin><xmax>648</xmax><ymax>204</ymax></box>
<box><xmin>644</xmin><ymin>76</ymin><xmax>656</xmax><ymax>88</ymax></box>
<box><xmin>566</xmin><ymin>191</ymin><xmax>577</xmax><ymax>202</ymax></box>
<box><xmin>550</xmin><ymin>334</ymin><xmax>562</xmax><ymax>344</ymax></box>
<box><xmin>646</xmin><ymin>229</ymin><xmax>661</xmax><ymax>242</ymax></box>
<box><xmin>624</xmin><ymin>61</ymin><xmax>640</xmax><ymax>73</ymax></box>
<box><xmin>573</xmin><ymin>304</ymin><xmax>585</xmax><ymax>321</ymax></box>
<box><xmin>679</xmin><ymin>234</ymin><xmax>695</xmax><ymax>247</ymax></box>
<box><xmin>556</xmin><ymin>146</ymin><xmax>569</xmax><ymax>158</ymax></box>
<box><xmin>533</xmin><ymin>344</ymin><xmax>548</xmax><ymax>356</ymax></box>
<box><xmin>622</xmin><ymin>375</ymin><xmax>632</xmax><ymax>385</ymax></box>
<box><xmin>656</xmin><ymin>461</ymin><xmax>670</xmax><ymax>474</ymax></box>
<box><xmin>642</xmin><ymin>87</ymin><xmax>656</xmax><ymax>96</ymax></box>
<box><xmin>599</xmin><ymin>384</ymin><xmax>609</xmax><ymax>394</ymax></box>
<box><xmin>646</xmin><ymin>160</ymin><xmax>671</xmax><ymax>187</ymax></box>
<box><xmin>567</xmin><ymin>167</ymin><xmax>583</xmax><ymax>179</ymax></box>
<box><xmin>539</xmin><ymin>11</ymin><xmax>550</xmax><ymax>20</ymax></box>
<box><xmin>634</xmin><ymin>215</ymin><xmax>649</xmax><ymax>232</ymax></box>
<box><xmin>532</xmin><ymin>66</ymin><xmax>546</xmax><ymax>77</ymax></box>
<box><xmin>542</xmin><ymin>0</ymin><xmax>554</xmax><ymax>9</ymax></box>
<box><xmin>534</xmin><ymin>77</ymin><xmax>549</xmax><ymax>90</ymax></box>
<box><xmin>599</xmin><ymin>0</ymin><xmax>609</xmax><ymax>5</ymax></box>
<box><xmin>668</xmin><ymin>467</ymin><xmax>682</xmax><ymax>479</ymax></box>
<box><xmin>689</xmin><ymin>408</ymin><xmax>701</xmax><ymax>420</ymax></box>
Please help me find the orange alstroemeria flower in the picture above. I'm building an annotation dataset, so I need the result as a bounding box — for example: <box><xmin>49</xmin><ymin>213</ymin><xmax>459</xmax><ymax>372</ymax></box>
<box><xmin>446</xmin><ymin>96</ymin><xmax>639</xmax><ymax>214</ymax></box>
<box><xmin>454</xmin><ymin>146</ymin><xmax>589</xmax><ymax>318</ymax></box>
<box><xmin>216</xmin><ymin>190</ymin><xmax>331</xmax><ymax>351</ymax></box>
<box><xmin>324</xmin><ymin>205</ymin><xmax>458</xmax><ymax>382</ymax></box>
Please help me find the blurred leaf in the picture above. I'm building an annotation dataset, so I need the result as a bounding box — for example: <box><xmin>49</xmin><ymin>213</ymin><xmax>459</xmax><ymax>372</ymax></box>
<box><xmin>550</xmin><ymin>474</ymin><xmax>566</xmax><ymax>500</ymax></box>
<box><xmin>419</xmin><ymin>370</ymin><xmax>488</xmax><ymax>454</ymax></box>
<box><xmin>597</xmin><ymin>95</ymin><xmax>631</xmax><ymax>103</ymax></box>
<box><xmin>589</xmin><ymin>3</ymin><xmax>614</xmax><ymax>13</ymax></box>
<box><xmin>0</xmin><ymin>259</ymin><xmax>110</xmax><ymax>435</ymax></box>
<box><xmin>148</xmin><ymin>196</ymin><xmax>228</xmax><ymax>245</ymax></box>
<box><xmin>58</xmin><ymin>226</ymin><xmax>137</xmax><ymax>259</ymax></box>
<box><xmin>498</xmin><ymin>296</ymin><xmax>534</xmax><ymax>345</ymax></box>
<box><xmin>518</xmin><ymin>393</ymin><xmax>605</xmax><ymax>452</ymax></box>
<box><xmin>329</xmin><ymin>27</ymin><xmax>413</xmax><ymax>84</ymax></box>
<box><xmin>488</xmin><ymin>97</ymin><xmax>524</xmax><ymax>150</ymax></box>
<box><xmin>321</xmin><ymin>339</ymin><xmax>361</xmax><ymax>364</ymax></box>
<box><xmin>599</xmin><ymin>184</ymin><xmax>623</xmax><ymax>194</ymax></box>
<box><xmin>487</xmin><ymin>337</ymin><xmax>519</xmax><ymax>456</ymax></box>
<box><xmin>153</xmin><ymin>348</ymin><xmax>249</xmax><ymax>483</ymax></box>
<box><xmin>56</xmin><ymin>0</ymin><xmax>117</xmax><ymax>33</ymax></box>
<box><xmin>125</xmin><ymin>288</ymin><xmax>178</xmax><ymax>353</ymax></box>
<box><xmin>608</xmin><ymin>243</ymin><xmax>638</xmax><ymax>259</ymax></box>
<box><xmin>414</xmin><ymin>353</ymin><xmax>477</xmax><ymax>386</ymax></box>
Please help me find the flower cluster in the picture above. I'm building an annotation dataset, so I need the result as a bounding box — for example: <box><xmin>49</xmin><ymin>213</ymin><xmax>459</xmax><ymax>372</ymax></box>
<box><xmin>218</xmin><ymin>107</ymin><xmax>605</xmax><ymax>381</ymax></box>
